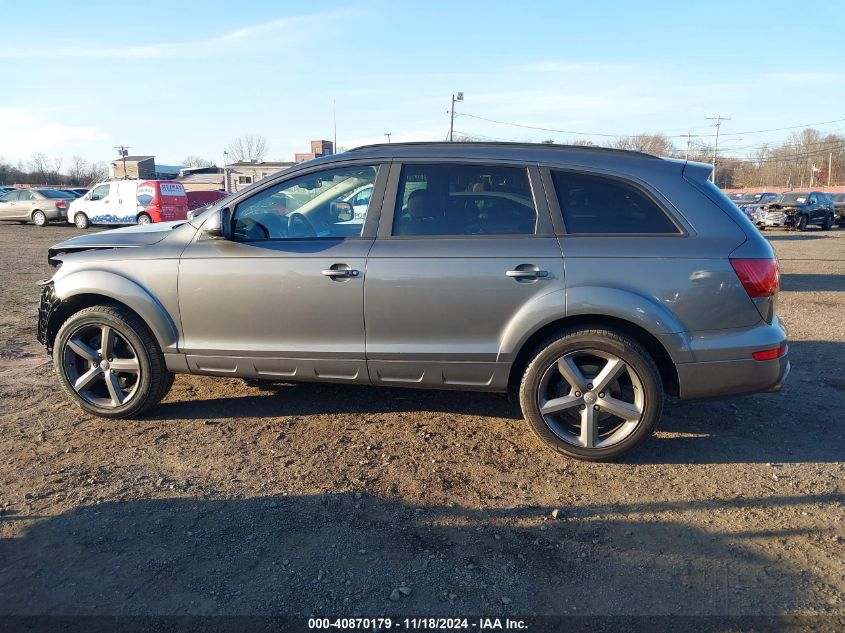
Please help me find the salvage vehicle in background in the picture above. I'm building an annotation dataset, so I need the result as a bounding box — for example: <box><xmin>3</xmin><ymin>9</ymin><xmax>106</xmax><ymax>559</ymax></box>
<box><xmin>68</xmin><ymin>180</ymin><xmax>189</xmax><ymax>229</ymax></box>
<box><xmin>0</xmin><ymin>188</ymin><xmax>76</xmax><ymax>226</ymax></box>
<box><xmin>756</xmin><ymin>191</ymin><xmax>835</xmax><ymax>230</ymax></box>
<box><xmin>831</xmin><ymin>193</ymin><xmax>845</xmax><ymax>227</ymax></box>
<box><xmin>37</xmin><ymin>142</ymin><xmax>789</xmax><ymax>462</ymax></box>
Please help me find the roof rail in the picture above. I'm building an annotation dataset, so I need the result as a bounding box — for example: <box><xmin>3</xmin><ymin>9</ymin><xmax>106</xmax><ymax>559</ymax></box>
<box><xmin>347</xmin><ymin>141</ymin><xmax>659</xmax><ymax>159</ymax></box>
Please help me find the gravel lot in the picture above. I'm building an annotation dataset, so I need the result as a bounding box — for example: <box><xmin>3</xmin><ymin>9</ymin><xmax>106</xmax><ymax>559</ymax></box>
<box><xmin>0</xmin><ymin>222</ymin><xmax>843</xmax><ymax>619</ymax></box>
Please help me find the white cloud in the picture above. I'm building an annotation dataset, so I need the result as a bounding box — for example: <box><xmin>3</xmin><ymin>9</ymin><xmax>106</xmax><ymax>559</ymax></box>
<box><xmin>0</xmin><ymin>8</ymin><xmax>356</xmax><ymax>59</ymax></box>
<box><xmin>0</xmin><ymin>109</ymin><xmax>105</xmax><ymax>160</ymax></box>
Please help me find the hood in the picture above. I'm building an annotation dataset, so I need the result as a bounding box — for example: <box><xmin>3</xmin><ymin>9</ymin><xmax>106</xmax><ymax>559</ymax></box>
<box><xmin>48</xmin><ymin>221</ymin><xmax>184</xmax><ymax>265</ymax></box>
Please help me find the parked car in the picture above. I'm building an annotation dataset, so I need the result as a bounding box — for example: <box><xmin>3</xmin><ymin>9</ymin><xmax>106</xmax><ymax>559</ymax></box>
<box><xmin>0</xmin><ymin>188</ymin><xmax>76</xmax><ymax>226</ymax></box>
<box><xmin>37</xmin><ymin>142</ymin><xmax>788</xmax><ymax>461</ymax></box>
<box><xmin>730</xmin><ymin>192</ymin><xmax>777</xmax><ymax>222</ymax></box>
<box><xmin>68</xmin><ymin>188</ymin><xmax>89</xmax><ymax>197</ymax></box>
<box><xmin>185</xmin><ymin>189</ymin><xmax>229</xmax><ymax>211</ymax></box>
<box><xmin>67</xmin><ymin>180</ymin><xmax>189</xmax><ymax>229</ymax></box>
<box><xmin>61</xmin><ymin>189</ymin><xmax>84</xmax><ymax>198</ymax></box>
<box><xmin>0</xmin><ymin>186</ymin><xmax>16</xmax><ymax>195</ymax></box>
<box><xmin>756</xmin><ymin>191</ymin><xmax>835</xmax><ymax>230</ymax></box>
<box><xmin>830</xmin><ymin>193</ymin><xmax>845</xmax><ymax>227</ymax></box>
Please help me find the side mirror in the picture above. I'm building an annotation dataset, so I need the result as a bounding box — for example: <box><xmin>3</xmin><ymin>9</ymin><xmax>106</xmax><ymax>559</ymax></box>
<box><xmin>330</xmin><ymin>200</ymin><xmax>354</xmax><ymax>222</ymax></box>
<box><xmin>202</xmin><ymin>207</ymin><xmax>230</xmax><ymax>239</ymax></box>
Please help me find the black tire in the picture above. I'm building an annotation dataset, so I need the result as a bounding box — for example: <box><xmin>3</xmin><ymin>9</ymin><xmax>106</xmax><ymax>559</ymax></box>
<box><xmin>822</xmin><ymin>214</ymin><xmax>833</xmax><ymax>231</ymax></box>
<box><xmin>137</xmin><ymin>213</ymin><xmax>152</xmax><ymax>225</ymax></box>
<box><xmin>519</xmin><ymin>327</ymin><xmax>663</xmax><ymax>462</ymax></box>
<box><xmin>798</xmin><ymin>215</ymin><xmax>808</xmax><ymax>231</ymax></box>
<box><xmin>74</xmin><ymin>212</ymin><xmax>90</xmax><ymax>229</ymax></box>
<box><xmin>52</xmin><ymin>304</ymin><xmax>173</xmax><ymax>418</ymax></box>
<box><xmin>31</xmin><ymin>210</ymin><xmax>47</xmax><ymax>227</ymax></box>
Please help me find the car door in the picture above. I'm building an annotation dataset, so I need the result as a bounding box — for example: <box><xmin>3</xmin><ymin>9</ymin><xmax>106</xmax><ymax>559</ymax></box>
<box><xmin>178</xmin><ymin>161</ymin><xmax>388</xmax><ymax>382</ymax></box>
<box><xmin>364</xmin><ymin>161</ymin><xmax>564</xmax><ymax>389</ymax></box>
<box><xmin>0</xmin><ymin>190</ymin><xmax>21</xmax><ymax>219</ymax></box>
<box><xmin>84</xmin><ymin>183</ymin><xmax>112</xmax><ymax>223</ymax></box>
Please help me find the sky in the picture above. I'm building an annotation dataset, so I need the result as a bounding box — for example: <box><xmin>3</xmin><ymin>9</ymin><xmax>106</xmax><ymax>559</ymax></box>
<box><xmin>2</xmin><ymin>0</ymin><xmax>844</xmax><ymax>168</ymax></box>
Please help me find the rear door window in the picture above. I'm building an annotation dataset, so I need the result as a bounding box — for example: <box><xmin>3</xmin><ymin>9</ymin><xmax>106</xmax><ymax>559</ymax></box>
<box><xmin>551</xmin><ymin>170</ymin><xmax>679</xmax><ymax>234</ymax></box>
<box><xmin>392</xmin><ymin>163</ymin><xmax>537</xmax><ymax>236</ymax></box>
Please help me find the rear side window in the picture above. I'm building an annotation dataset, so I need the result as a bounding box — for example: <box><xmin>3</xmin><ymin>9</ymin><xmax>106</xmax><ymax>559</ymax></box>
<box><xmin>551</xmin><ymin>170</ymin><xmax>679</xmax><ymax>234</ymax></box>
<box><xmin>393</xmin><ymin>164</ymin><xmax>537</xmax><ymax>236</ymax></box>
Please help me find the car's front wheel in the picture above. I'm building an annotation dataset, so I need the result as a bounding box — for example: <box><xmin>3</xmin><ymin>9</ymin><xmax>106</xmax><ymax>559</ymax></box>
<box><xmin>74</xmin><ymin>212</ymin><xmax>90</xmax><ymax>229</ymax></box>
<box><xmin>519</xmin><ymin>328</ymin><xmax>663</xmax><ymax>461</ymax></box>
<box><xmin>822</xmin><ymin>214</ymin><xmax>833</xmax><ymax>230</ymax></box>
<box><xmin>797</xmin><ymin>214</ymin><xmax>808</xmax><ymax>231</ymax></box>
<box><xmin>53</xmin><ymin>305</ymin><xmax>173</xmax><ymax>418</ymax></box>
<box><xmin>137</xmin><ymin>213</ymin><xmax>151</xmax><ymax>225</ymax></box>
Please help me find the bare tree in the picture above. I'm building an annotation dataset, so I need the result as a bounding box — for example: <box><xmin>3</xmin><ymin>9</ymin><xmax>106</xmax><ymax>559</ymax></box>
<box><xmin>51</xmin><ymin>157</ymin><xmax>63</xmax><ymax>183</ymax></box>
<box><xmin>30</xmin><ymin>153</ymin><xmax>49</xmax><ymax>183</ymax></box>
<box><xmin>226</xmin><ymin>135</ymin><xmax>267</xmax><ymax>162</ymax></box>
<box><xmin>611</xmin><ymin>133</ymin><xmax>675</xmax><ymax>157</ymax></box>
<box><xmin>68</xmin><ymin>156</ymin><xmax>88</xmax><ymax>184</ymax></box>
<box><xmin>181</xmin><ymin>155</ymin><xmax>214</xmax><ymax>168</ymax></box>
<box><xmin>85</xmin><ymin>161</ymin><xmax>109</xmax><ymax>185</ymax></box>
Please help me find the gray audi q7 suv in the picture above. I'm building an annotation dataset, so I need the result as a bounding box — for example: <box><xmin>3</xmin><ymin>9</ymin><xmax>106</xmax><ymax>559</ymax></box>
<box><xmin>37</xmin><ymin>143</ymin><xmax>789</xmax><ymax>461</ymax></box>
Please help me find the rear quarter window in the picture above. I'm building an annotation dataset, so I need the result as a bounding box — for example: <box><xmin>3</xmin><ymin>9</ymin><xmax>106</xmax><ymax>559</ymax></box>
<box><xmin>551</xmin><ymin>170</ymin><xmax>679</xmax><ymax>234</ymax></box>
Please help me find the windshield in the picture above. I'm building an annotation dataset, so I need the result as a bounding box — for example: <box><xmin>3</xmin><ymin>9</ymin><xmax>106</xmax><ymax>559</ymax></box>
<box><xmin>731</xmin><ymin>193</ymin><xmax>757</xmax><ymax>203</ymax></box>
<box><xmin>771</xmin><ymin>193</ymin><xmax>808</xmax><ymax>205</ymax></box>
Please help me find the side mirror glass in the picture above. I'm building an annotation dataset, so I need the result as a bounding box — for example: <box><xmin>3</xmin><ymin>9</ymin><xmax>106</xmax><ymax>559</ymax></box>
<box><xmin>202</xmin><ymin>207</ymin><xmax>230</xmax><ymax>239</ymax></box>
<box><xmin>330</xmin><ymin>200</ymin><xmax>354</xmax><ymax>222</ymax></box>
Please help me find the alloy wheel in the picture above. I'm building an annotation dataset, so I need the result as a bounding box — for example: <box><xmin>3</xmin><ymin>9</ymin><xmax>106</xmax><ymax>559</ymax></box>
<box><xmin>32</xmin><ymin>211</ymin><xmax>47</xmax><ymax>227</ymax></box>
<box><xmin>537</xmin><ymin>349</ymin><xmax>645</xmax><ymax>449</ymax></box>
<box><xmin>61</xmin><ymin>323</ymin><xmax>141</xmax><ymax>408</ymax></box>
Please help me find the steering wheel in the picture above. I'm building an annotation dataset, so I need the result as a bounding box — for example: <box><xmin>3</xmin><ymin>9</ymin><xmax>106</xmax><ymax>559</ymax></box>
<box><xmin>287</xmin><ymin>211</ymin><xmax>318</xmax><ymax>238</ymax></box>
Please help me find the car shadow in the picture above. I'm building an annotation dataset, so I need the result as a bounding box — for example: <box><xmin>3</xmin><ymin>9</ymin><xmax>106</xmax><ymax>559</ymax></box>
<box><xmin>145</xmin><ymin>340</ymin><xmax>843</xmax><ymax>466</ymax></box>
<box><xmin>780</xmin><ymin>273</ymin><xmax>844</xmax><ymax>292</ymax></box>
<box><xmin>0</xmin><ymin>492</ymin><xmax>838</xmax><ymax>618</ymax></box>
<box><xmin>763</xmin><ymin>232</ymin><xmax>831</xmax><ymax>241</ymax></box>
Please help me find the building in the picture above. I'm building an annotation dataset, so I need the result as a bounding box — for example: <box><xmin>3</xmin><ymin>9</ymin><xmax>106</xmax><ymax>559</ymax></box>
<box><xmin>177</xmin><ymin>167</ymin><xmax>226</xmax><ymax>192</ymax></box>
<box><xmin>109</xmin><ymin>156</ymin><xmax>179</xmax><ymax>180</ymax></box>
<box><xmin>294</xmin><ymin>140</ymin><xmax>334</xmax><ymax>163</ymax></box>
<box><xmin>224</xmin><ymin>161</ymin><xmax>294</xmax><ymax>193</ymax></box>
<box><xmin>110</xmin><ymin>156</ymin><xmax>155</xmax><ymax>180</ymax></box>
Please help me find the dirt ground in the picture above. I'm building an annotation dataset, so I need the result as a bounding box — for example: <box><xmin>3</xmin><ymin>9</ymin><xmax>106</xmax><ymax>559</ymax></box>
<box><xmin>0</xmin><ymin>222</ymin><xmax>843</xmax><ymax>621</ymax></box>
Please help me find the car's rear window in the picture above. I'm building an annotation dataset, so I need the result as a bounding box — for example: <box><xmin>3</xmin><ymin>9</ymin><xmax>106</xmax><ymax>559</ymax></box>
<box><xmin>551</xmin><ymin>170</ymin><xmax>679</xmax><ymax>234</ymax></box>
<box><xmin>37</xmin><ymin>189</ymin><xmax>76</xmax><ymax>199</ymax></box>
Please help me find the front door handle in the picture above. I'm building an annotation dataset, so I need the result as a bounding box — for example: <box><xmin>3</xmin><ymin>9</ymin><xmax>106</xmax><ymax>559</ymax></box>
<box><xmin>506</xmin><ymin>269</ymin><xmax>548</xmax><ymax>279</ymax></box>
<box><xmin>321</xmin><ymin>268</ymin><xmax>360</xmax><ymax>278</ymax></box>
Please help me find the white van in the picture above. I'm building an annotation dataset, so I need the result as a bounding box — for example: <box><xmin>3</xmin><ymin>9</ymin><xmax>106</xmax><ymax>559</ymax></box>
<box><xmin>68</xmin><ymin>179</ymin><xmax>188</xmax><ymax>229</ymax></box>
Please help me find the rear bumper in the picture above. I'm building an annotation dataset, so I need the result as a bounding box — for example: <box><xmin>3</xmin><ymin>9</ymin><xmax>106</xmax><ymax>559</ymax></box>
<box><xmin>676</xmin><ymin>317</ymin><xmax>790</xmax><ymax>399</ymax></box>
<box><xmin>677</xmin><ymin>354</ymin><xmax>789</xmax><ymax>399</ymax></box>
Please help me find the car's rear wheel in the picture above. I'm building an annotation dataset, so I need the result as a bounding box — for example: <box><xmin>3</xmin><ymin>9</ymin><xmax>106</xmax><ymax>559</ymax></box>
<box><xmin>797</xmin><ymin>215</ymin><xmax>808</xmax><ymax>231</ymax></box>
<box><xmin>519</xmin><ymin>328</ymin><xmax>663</xmax><ymax>461</ymax></box>
<box><xmin>822</xmin><ymin>214</ymin><xmax>833</xmax><ymax>230</ymax></box>
<box><xmin>74</xmin><ymin>212</ymin><xmax>90</xmax><ymax>229</ymax></box>
<box><xmin>137</xmin><ymin>213</ymin><xmax>151</xmax><ymax>225</ymax></box>
<box><xmin>53</xmin><ymin>305</ymin><xmax>173</xmax><ymax>418</ymax></box>
<box><xmin>31</xmin><ymin>210</ymin><xmax>47</xmax><ymax>227</ymax></box>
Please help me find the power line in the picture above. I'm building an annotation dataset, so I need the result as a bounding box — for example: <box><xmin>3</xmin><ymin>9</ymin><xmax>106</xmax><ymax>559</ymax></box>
<box><xmin>457</xmin><ymin>112</ymin><xmax>845</xmax><ymax>140</ymax></box>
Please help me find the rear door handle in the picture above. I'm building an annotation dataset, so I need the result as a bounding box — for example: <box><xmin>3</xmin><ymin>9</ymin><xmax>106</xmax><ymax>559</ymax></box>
<box><xmin>506</xmin><ymin>269</ymin><xmax>548</xmax><ymax>278</ymax></box>
<box><xmin>321</xmin><ymin>268</ymin><xmax>360</xmax><ymax>278</ymax></box>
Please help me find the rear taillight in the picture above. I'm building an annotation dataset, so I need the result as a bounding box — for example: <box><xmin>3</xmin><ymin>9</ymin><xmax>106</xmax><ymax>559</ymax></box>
<box><xmin>752</xmin><ymin>343</ymin><xmax>787</xmax><ymax>361</ymax></box>
<box><xmin>730</xmin><ymin>258</ymin><xmax>779</xmax><ymax>298</ymax></box>
<box><xmin>55</xmin><ymin>200</ymin><xmax>67</xmax><ymax>209</ymax></box>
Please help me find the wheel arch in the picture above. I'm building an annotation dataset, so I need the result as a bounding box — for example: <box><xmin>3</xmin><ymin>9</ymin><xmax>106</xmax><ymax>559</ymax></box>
<box><xmin>47</xmin><ymin>272</ymin><xmax>179</xmax><ymax>353</ymax></box>
<box><xmin>506</xmin><ymin>314</ymin><xmax>682</xmax><ymax>398</ymax></box>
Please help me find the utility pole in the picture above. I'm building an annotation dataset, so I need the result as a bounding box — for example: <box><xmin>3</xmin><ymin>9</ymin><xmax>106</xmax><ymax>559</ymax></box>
<box><xmin>448</xmin><ymin>92</ymin><xmax>464</xmax><ymax>142</ymax></box>
<box><xmin>114</xmin><ymin>145</ymin><xmax>130</xmax><ymax>179</ymax></box>
<box><xmin>679</xmin><ymin>131</ymin><xmax>695</xmax><ymax>161</ymax></box>
<box><xmin>223</xmin><ymin>150</ymin><xmax>229</xmax><ymax>193</ymax></box>
<box><xmin>705</xmin><ymin>115</ymin><xmax>730</xmax><ymax>185</ymax></box>
<box><xmin>332</xmin><ymin>99</ymin><xmax>337</xmax><ymax>154</ymax></box>
<box><xmin>829</xmin><ymin>152</ymin><xmax>833</xmax><ymax>187</ymax></box>
<box><xmin>384</xmin><ymin>133</ymin><xmax>392</xmax><ymax>143</ymax></box>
